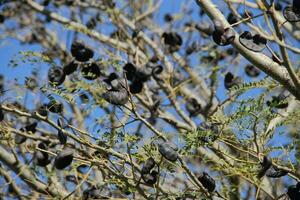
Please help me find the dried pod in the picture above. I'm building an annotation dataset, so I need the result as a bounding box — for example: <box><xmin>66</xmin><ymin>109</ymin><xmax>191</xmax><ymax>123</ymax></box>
<box><xmin>212</xmin><ymin>27</ymin><xmax>235</xmax><ymax>46</ymax></box>
<box><xmin>0</xmin><ymin>106</ymin><xmax>4</xmax><ymax>121</ymax></box>
<box><xmin>265</xmin><ymin>166</ymin><xmax>288</xmax><ymax>178</ymax></box>
<box><xmin>35</xmin><ymin>142</ymin><xmax>51</xmax><ymax>167</ymax></box>
<box><xmin>71</xmin><ymin>41</ymin><xmax>94</xmax><ymax>62</ymax></box>
<box><xmin>258</xmin><ymin>156</ymin><xmax>272</xmax><ymax>178</ymax></box>
<box><xmin>227</xmin><ymin>13</ymin><xmax>239</xmax><ymax>25</ymax></box>
<box><xmin>103</xmin><ymin>89</ymin><xmax>128</xmax><ymax>105</ymax></box>
<box><xmin>63</xmin><ymin>60</ymin><xmax>78</xmax><ymax>75</ymax></box>
<box><xmin>224</xmin><ymin>72</ymin><xmax>241</xmax><ymax>90</ymax></box>
<box><xmin>287</xmin><ymin>182</ymin><xmax>300</xmax><ymax>200</ymax></box>
<box><xmin>141</xmin><ymin>157</ymin><xmax>156</xmax><ymax>174</ymax></box>
<box><xmin>162</xmin><ymin>32</ymin><xmax>183</xmax><ymax>52</ymax></box>
<box><xmin>245</xmin><ymin>65</ymin><xmax>260</xmax><ymax>77</ymax></box>
<box><xmin>142</xmin><ymin>170</ymin><xmax>158</xmax><ymax>185</ymax></box>
<box><xmin>186</xmin><ymin>98</ymin><xmax>201</xmax><ymax>117</ymax></box>
<box><xmin>81</xmin><ymin>62</ymin><xmax>101</xmax><ymax>80</ymax></box>
<box><xmin>129</xmin><ymin>81</ymin><xmax>144</xmax><ymax>94</ymax></box>
<box><xmin>48</xmin><ymin>66</ymin><xmax>65</xmax><ymax>86</ymax></box>
<box><xmin>37</xmin><ymin>104</ymin><xmax>48</xmax><ymax>117</ymax></box>
<box><xmin>57</xmin><ymin>130</ymin><xmax>67</xmax><ymax>144</ymax></box>
<box><xmin>198</xmin><ymin>172</ymin><xmax>216</xmax><ymax>192</ymax></box>
<box><xmin>158</xmin><ymin>142</ymin><xmax>178</xmax><ymax>162</ymax></box>
<box><xmin>283</xmin><ymin>6</ymin><xmax>300</xmax><ymax>22</ymax></box>
<box><xmin>25</xmin><ymin>122</ymin><xmax>38</xmax><ymax>133</ymax></box>
<box><xmin>239</xmin><ymin>31</ymin><xmax>267</xmax><ymax>52</ymax></box>
<box><xmin>54</xmin><ymin>149</ymin><xmax>73</xmax><ymax>170</ymax></box>
<box><xmin>152</xmin><ymin>65</ymin><xmax>164</xmax><ymax>80</ymax></box>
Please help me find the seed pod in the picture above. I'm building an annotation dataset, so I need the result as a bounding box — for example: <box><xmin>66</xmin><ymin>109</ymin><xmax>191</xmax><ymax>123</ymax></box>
<box><xmin>224</xmin><ymin>72</ymin><xmax>241</xmax><ymax>90</ymax></box>
<box><xmin>239</xmin><ymin>31</ymin><xmax>267</xmax><ymax>52</ymax></box>
<box><xmin>129</xmin><ymin>81</ymin><xmax>143</xmax><ymax>94</ymax></box>
<box><xmin>158</xmin><ymin>142</ymin><xmax>178</xmax><ymax>162</ymax></box>
<box><xmin>245</xmin><ymin>65</ymin><xmax>260</xmax><ymax>77</ymax></box>
<box><xmin>103</xmin><ymin>89</ymin><xmax>129</xmax><ymax>105</ymax></box>
<box><xmin>142</xmin><ymin>170</ymin><xmax>158</xmax><ymax>185</ymax></box>
<box><xmin>81</xmin><ymin>62</ymin><xmax>101</xmax><ymax>80</ymax></box>
<box><xmin>283</xmin><ymin>6</ymin><xmax>300</xmax><ymax>22</ymax></box>
<box><xmin>48</xmin><ymin>66</ymin><xmax>65</xmax><ymax>86</ymax></box>
<box><xmin>35</xmin><ymin>142</ymin><xmax>51</xmax><ymax>167</ymax></box>
<box><xmin>54</xmin><ymin>149</ymin><xmax>73</xmax><ymax>170</ymax></box>
<box><xmin>141</xmin><ymin>157</ymin><xmax>156</xmax><ymax>174</ymax></box>
<box><xmin>162</xmin><ymin>32</ymin><xmax>182</xmax><ymax>52</ymax></box>
<box><xmin>57</xmin><ymin>130</ymin><xmax>67</xmax><ymax>144</ymax></box>
<box><xmin>287</xmin><ymin>182</ymin><xmax>300</xmax><ymax>200</ymax></box>
<box><xmin>47</xmin><ymin>100</ymin><xmax>63</xmax><ymax>113</ymax></box>
<box><xmin>266</xmin><ymin>95</ymin><xmax>288</xmax><ymax>109</ymax></box>
<box><xmin>151</xmin><ymin>65</ymin><xmax>163</xmax><ymax>80</ymax></box>
<box><xmin>258</xmin><ymin>156</ymin><xmax>272</xmax><ymax>178</ymax></box>
<box><xmin>265</xmin><ymin>166</ymin><xmax>288</xmax><ymax>178</ymax></box>
<box><xmin>37</xmin><ymin>104</ymin><xmax>48</xmax><ymax>117</ymax></box>
<box><xmin>25</xmin><ymin>122</ymin><xmax>38</xmax><ymax>133</ymax></box>
<box><xmin>186</xmin><ymin>98</ymin><xmax>201</xmax><ymax>117</ymax></box>
<box><xmin>198</xmin><ymin>172</ymin><xmax>216</xmax><ymax>192</ymax></box>
<box><xmin>212</xmin><ymin>28</ymin><xmax>235</xmax><ymax>46</ymax></box>
<box><xmin>71</xmin><ymin>41</ymin><xmax>94</xmax><ymax>62</ymax></box>
<box><xmin>227</xmin><ymin>13</ymin><xmax>239</xmax><ymax>25</ymax></box>
<box><xmin>63</xmin><ymin>60</ymin><xmax>78</xmax><ymax>75</ymax></box>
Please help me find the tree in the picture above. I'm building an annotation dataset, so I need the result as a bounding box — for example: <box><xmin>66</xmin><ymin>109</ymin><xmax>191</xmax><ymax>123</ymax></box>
<box><xmin>0</xmin><ymin>0</ymin><xmax>300</xmax><ymax>199</ymax></box>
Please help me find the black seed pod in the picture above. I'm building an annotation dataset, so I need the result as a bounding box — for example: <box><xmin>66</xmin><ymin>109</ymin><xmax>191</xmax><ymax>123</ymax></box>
<box><xmin>57</xmin><ymin>130</ymin><xmax>67</xmax><ymax>144</ymax></box>
<box><xmin>186</xmin><ymin>98</ymin><xmax>201</xmax><ymax>117</ymax></box>
<box><xmin>71</xmin><ymin>41</ymin><xmax>94</xmax><ymax>62</ymax></box>
<box><xmin>0</xmin><ymin>106</ymin><xmax>4</xmax><ymax>121</ymax></box>
<box><xmin>266</xmin><ymin>95</ymin><xmax>288</xmax><ymax>109</ymax></box>
<box><xmin>224</xmin><ymin>72</ymin><xmax>241</xmax><ymax>90</ymax></box>
<box><xmin>129</xmin><ymin>81</ymin><xmax>144</xmax><ymax>94</ymax></box>
<box><xmin>162</xmin><ymin>32</ymin><xmax>183</xmax><ymax>52</ymax></box>
<box><xmin>239</xmin><ymin>31</ymin><xmax>267</xmax><ymax>52</ymax></box>
<box><xmin>54</xmin><ymin>149</ymin><xmax>73</xmax><ymax>170</ymax></box>
<box><xmin>287</xmin><ymin>182</ymin><xmax>300</xmax><ymax>200</ymax></box>
<box><xmin>35</xmin><ymin>142</ymin><xmax>51</xmax><ymax>167</ymax></box>
<box><xmin>48</xmin><ymin>66</ymin><xmax>65</xmax><ymax>86</ymax></box>
<box><xmin>258</xmin><ymin>156</ymin><xmax>272</xmax><ymax>178</ymax></box>
<box><xmin>265</xmin><ymin>166</ymin><xmax>288</xmax><ymax>178</ymax></box>
<box><xmin>141</xmin><ymin>157</ymin><xmax>156</xmax><ymax>174</ymax></box>
<box><xmin>158</xmin><ymin>142</ymin><xmax>178</xmax><ymax>162</ymax></box>
<box><xmin>227</xmin><ymin>13</ymin><xmax>239</xmax><ymax>25</ymax></box>
<box><xmin>245</xmin><ymin>65</ymin><xmax>260</xmax><ymax>77</ymax></box>
<box><xmin>81</xmin><ymin>62</ymin><xmax>101</xmax><ymax>80</ymax></box>
<box><xmin>63</xmin><ymin>60</ymin><xmax>78</xmax><ymax>75</ymax></box>
<box><xmin>198</xmin><ymin>172</ymin><xmax>216</xmax><ymax>192</ymax></box>
<box><xmin>103</xmin><ymin>89</ymin><xmax>129</xmax><ymax>105</ymax></box>
<box><xmin>25</xmin><ymin>122</ymin><xmax>38</xmax><ymax>133</ymax></box>
<box><xmin>142</xmin><ymin>170</ymin><xmax>158</xmax><ymax>185</ymax></box>
<box><xmin>37</xmin><ymin>104</ymin><xmax>48</xmax><ymax>117</ymax></box>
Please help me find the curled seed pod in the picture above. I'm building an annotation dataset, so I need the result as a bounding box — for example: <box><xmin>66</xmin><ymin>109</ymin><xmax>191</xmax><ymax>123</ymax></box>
<box><xmin>71</xmin><ymin>41</ymin><xmax>94</xmax><ymax>62</ymax></box>
<box><xmin>212</xmin><ymin>28</ymin><xmax>235</xmax><ymax>46</ymax></box>
<box><xmin>48</xmin><ymin>66</ymin><xmax>65</xmax><ymax>86</ymax></box>
<box><xmin>258</xmin><ymin>156</ymin><xmax>272</xmax><ymax>178</ymax></box>
<box><xmin>152</xmin><ymin>65</ymin><xmax>163</xmax><ymax>80</ymax></box>
<box><xmin>47</xmin><ymin>100</ymin><xmax>63</xmax><ymax>113</ymax></box>
<box><xmin>287</xmin><ymin>182</ymin><xmax>300</xmax><ymax>200</ymax></box>
<box><xmin>81</xmin><ymin>62</ymin><xmax>101</xmax><ymax>80</ymax></box>
<box><xmin>224</xmin><ymin>72</ymin><xmax>241</xmax><ymax>90</ymax></box>
<box><xmin>162</xmin><ymin>32</ymin><xmax>183</xmax><ymax>52</ymax></box>
<box><xmin>25</xmin><ymin>122</ymin><xmax>38</xmax><ymax>133</ymax></box>
<box><xmin>37</xmin><ymin>104</ymin><xmax>48</xmax><ymax>117</ymax></box>
<box><xmin>103</xmin><ymin>88</ymin><xmax>129</xmax><ymax>105</ymax></box>
<box><xmin>158</xmin><ymin>142</ymin><xmax>178</xmax><ymax>162</ymax></box>
<box><xmin>57</xmin><ymin>130</ymin><xmax>67</xmax><ymax>144</ymax></box>
<box><xmin>283</xmin><ymin>6</ymin><xmax>300</xmax><ymax>22</ymax></box>
<box><xmin>0</xmin><ymin>106</ymin><xmax>4</xmax><ymax>121</ymax></box>
<box><xmin>266</xmin><ymin>95</ymin><xmax>288</xmax><ymax>109</ymax></box>
<box><xmin>245</xmin><ymin>65</ymin><xmax>260</xmax><ymax>77</ymax></box>
<box><xmin>239</xmin><ymin>31</ymin><xmax>267</xmax><ymax>52</ymax></box>
<box><xmin>142</xmin><ymin>170</ymin><xmax>158</xmax><ymax>185</ymax></box>
<box><xmin>141</xmin><ymin>157</ymin><xmax>156</xmax><ymax>174</ymax></box>
<box><xmin>63</xmin><ymin>60</ymin><xmax>78</xmax><ymax>75</ymax></box>
<box><xmin>198</xmin><ymin>172</ymin><xmax>216</xmax><ymax>192</ymax></box>
<box><xmin>35</xmin><ymin>142</ymin><xmax>51</xmax><ymax>167</ymax></box>
<box><xmin>129</xmin><ymin>81</ymin><xmax>143</xmax><ymax>94</ymax></box>
<box><xmin>186</xmin><ymin>98</ymin><xmax>201</xmax><ymax>117</ymax></box>
<box><xmin>54</xmin><ymin>149</ymin><xmax>73</xmax><ymax>170</ymax></box>
<box><xmin>265</xmin><ymin>166</ymin><xmax>288</xmax><ymax>178</ymax></box>
<box><xmin>77</xmin><ymin>164</ymin><xmax>90</xmax><ymax>174</ymax></box>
